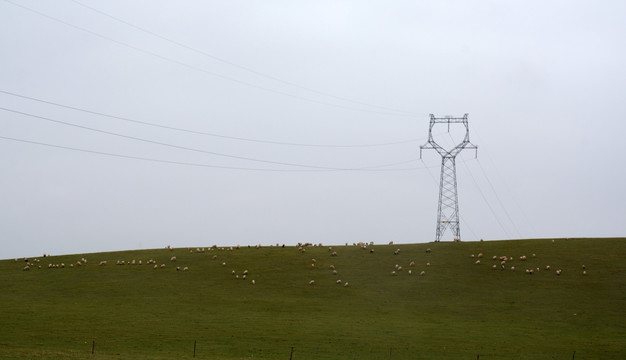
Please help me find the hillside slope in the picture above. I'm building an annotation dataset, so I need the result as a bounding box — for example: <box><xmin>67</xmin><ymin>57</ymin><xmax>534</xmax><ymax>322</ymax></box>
<box><xmin>0</xmin><ymin>238</ymin><xmax>624</xmax><ymax>359</ymax></box>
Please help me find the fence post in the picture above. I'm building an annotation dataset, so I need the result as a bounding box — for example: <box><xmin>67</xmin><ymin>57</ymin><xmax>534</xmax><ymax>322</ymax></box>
<box><xmin>572</xmin><ymin>350</ymin><xmax>576</xmax><ymax>359</ymax></box>
<box><xmin>193</xmin><ymin>340</ymin><xmax>197</xmax><ymax>358</ymax></box>
<box><xmin>91</xmin><ymin>340</ymin><xmax>95</xmax><ymax>355</ymax></box>
<box><xmin>289</xmin><ymin>346</ymin><xmax>294</xmax><ymax>360</ymax></box>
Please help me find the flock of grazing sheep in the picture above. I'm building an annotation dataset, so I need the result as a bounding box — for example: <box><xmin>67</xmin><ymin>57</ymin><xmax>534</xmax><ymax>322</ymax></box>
<box><xmin>15</xmin><ymin>239</ymin><xmax>588</xmax><ymax>287</ymax></box>
<box><xmin>471</xmin><ymin>238</ymin><xmax>588</xmax><ymax>276</ymax></box>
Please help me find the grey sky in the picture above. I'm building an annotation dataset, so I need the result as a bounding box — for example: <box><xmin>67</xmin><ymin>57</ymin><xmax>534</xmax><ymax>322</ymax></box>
<box><xmin>1</xmin><ymin>0</ymin><xmax>624</xmax><ymax>259</ymax></box>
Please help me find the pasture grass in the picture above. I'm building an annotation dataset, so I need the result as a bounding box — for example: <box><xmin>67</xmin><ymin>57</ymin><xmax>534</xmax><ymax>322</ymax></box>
<box><xmin>0</xmin><ymin>238</ymin><xmax>624</xmax><ymax>359</ymax></box>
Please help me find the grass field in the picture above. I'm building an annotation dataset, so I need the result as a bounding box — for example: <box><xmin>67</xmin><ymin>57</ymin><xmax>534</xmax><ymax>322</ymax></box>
<box><xmin>0</xmin><ymin>238</ymin><xmax>624</xmax><ymax>359</ymax></box>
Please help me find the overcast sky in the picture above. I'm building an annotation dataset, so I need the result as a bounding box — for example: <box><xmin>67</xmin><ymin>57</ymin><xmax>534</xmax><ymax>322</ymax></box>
<box><xmin>1</xmin><ymin>0</ymin><xmax>625</xmax><ymax>259</ymax></box>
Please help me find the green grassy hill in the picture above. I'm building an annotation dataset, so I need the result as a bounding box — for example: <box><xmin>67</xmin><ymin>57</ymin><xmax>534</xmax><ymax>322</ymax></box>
<box><xmin>1</xmin><ymin>238</ymin><xmax>624</xmax><ymax>359</ymax></box>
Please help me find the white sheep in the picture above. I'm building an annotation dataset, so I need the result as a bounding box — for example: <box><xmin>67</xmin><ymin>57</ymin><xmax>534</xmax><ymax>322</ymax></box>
<box><xmin>329</xmin><ymin>265</ymin><xmax>335</xmax><ymax>270</ymax></box>
<box><xmin>420</xmin><ymin>271</ymin><xmax>425</xmax><ymax>276</ymax></box>
<box><xmin>475</xmin><ymin>260</ymin><xmax>481</xmax><ymax>265</ymax></box>
<box><xmin>336</xmin><ymin>279</ymin><xmax>342</xmax><ymax>284</ymax></box>
<box><xmin>251</xmin><ymin>280</ymin><xmax>256</xmax><ymax>285</ymax></box>
<box><xmin>170</xmin><ymin>256</ymin><xmax>176</xmax><ymax>262</ymax></box>
<box><xmin>555</xmin><ymin>269</ymin><xmax>562</xmax><ymax>276</ymax></box>
<box><xmin>344</xmin><ymin>282</ymin><xmax>349</xmax><ymax>287</ymax></box>
<box><xmin>409</xmin><ymin>261</ymin><xmax>415</xmax><ymax>267</ymax></box>
<box><xmin>99</xmin><ymin>261</ymin><xmax>107</xmax><ymax>266</ymax></box>
<box><xmin>183</xmin><ymin>267</ymin><xmax>189</xmax><ymax>271</ymax></box>
<box><xmin>309</xmin><ymin>280</ymin><xmax>315</xmax><ymax>285</ymax></box>
<box><xmin>408</xmin><ymin>270</ymin><xmax>412</xmax><ymax>275</ymax></box>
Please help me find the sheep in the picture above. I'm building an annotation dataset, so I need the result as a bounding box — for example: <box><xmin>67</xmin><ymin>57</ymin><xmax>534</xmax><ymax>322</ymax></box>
<box><xmin>520</xmin><ymin>255</ymin><xmax>527</xmax><ymax>261</ymax></box>
<box><xmin>160</xmin><ymin>264</ymin><xmax>166</xmax><ymax>268</ymax></box>
<box><xmin>311</xmin><ymin>258</ymin><xmax>316</xmax><ymax>263</ymax></box>
<box><xmin>222</xmin><ymin>262</ymin><xmax>226</xmax><ymax>266</ymax></box>
<box><xmin>232</xmin><ymin>270</ymin><xmax>236</xmax><ymax>275</ymax></box>
<box><xmin>475</xmin><ymin>260</ymin><xmax>481</xmax><ymax>265</ymax></box>
<box><xmin>582</xmin><ymin>264</ymin><xmax>586</xmax><ymax>270</ymax></box>
<box><xmin>391</xmin><ymin>271</ymin><xmax>396</xmax><ymax>276</ymax></box>
<box><xmin>511</xmin><ymin>266</ymin><xmax>515</xmax><ymax>271</ymax></box>
<box><xmin>389</xmin><ymin>241</ymin><xmax>393</xmax><ymax>245</ymax></box>
<box><xmin>397</xmin><ymin>266</ymin><xmax>403</xmax><ymax>271</ymax></box>
<box><xmin>170</xmin><ymin>256</ymin><xmax>176</xmax><ymax>262</ymax></box>
<box><xmin>177</xmin><ymin>266</ymin><xmax>180</xmax><ymax>271</ymax></box>
<box><xmin>409</xmin><ymin>261</ymin><xmax>415</xmax><ymax>267</ymax></box>
<box><xmin>426</xmin><ymin>262</ymin><xmax>430</xmax><ymax>267</ymax></box>
<box><xmin>332</xmin><ymin>270</ymin><xmax>337</xmax><ymax>275</ymax></box>
<box><xmin>492</xmin><ymin>265</ymin><xmax>497</xmax><ymax>270</ymax></box>
<box><xmin>331</xmin><ymin>251</ymin><xmax>338</xmax><ymax>256</ymax></box>
<box><xmin>408</xmin><ymin>270</ymin><xmax>412</xmax><ymax>275</ymax></box>
<box><xmin>308</xmin><ymin>280</ymin><xmax>315</xmax><ymax>285</ymax></box>
<box><xmin>426</xmin><ymin>248</ymin><xmax>432</xmax><ymax>253</ymax></box>
<box><xmin>583</xmin><ymin>270</ymin><xmax>586</xmax><ymax>275</ymax></box>
<box><xmin>471</xmin><ymin>254</ymin><xmax>475</xmax><ymax>258</ymax></box>
<box><xmin>329</xmin><ymin>265</ymin><xmax>335</xmax><ymax>270</ymax></box>
<box><xmin>99</xmin><ymin>261</ymin><xmax>107</xmax><ymax>266</ymax></box>
<box><xmin>154</xmin><ymin>265</ymin><xmax>158</xmax><ymax>269</ymax></box>
<box><xmin>545</xmin><ymin>265</ymin><xmax>551</xmax><ymax>270</ymax></box>
<box><xmin>243</xmin><ymin>270</ymin><xmax>248</xmax><ymax>275</ymax></box>
<box><xmin>555</xmin><ymin>269</ymin><xmax>562</xmax><ymax>276</ymax></box>
<box><xmin>183</xmin><ymin>267</ymin><xmax>189</xmax><ymax>271</ymax></box>
<box><xmin>393</xmin><ymin>249</ymin><xmax>400</xmax><ymax>255</ymax></box>
<box><xmin>212</xmin><ymin>255</ymin><xmax>218</xmax><ymax>260</ymax></box>
<box><xmin>336</xmin><ymin>279</ymin><xmax>342</xmax><ymax>284</ymax></box>
<box><xmin>251</xmin><ymin>280</ymin><xmax>256</xmax><ymax>285</ymax></box>
<box><xmin>420</xmin><ymin>271</ymin><xmax>425</xmax><ymax>276</ymax></box>
<box><xmin>23</xmin><ymin>265</ymin><xmax>30</xmax><ymax>271</ymax></box>
<box><xmin>311</xmin><ymin>263</ymin><xmax>315</xmax><ymax>268</ymax></box>
<box><xmin>344</xmin><ymin>282</ymin><xmax>349</xmax><ymax>287</ymax></box>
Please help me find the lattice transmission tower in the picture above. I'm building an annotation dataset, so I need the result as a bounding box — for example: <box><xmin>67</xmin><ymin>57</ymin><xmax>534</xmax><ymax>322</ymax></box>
<box><xmin>420</xmin><ymin>114</ymin><xmax>477</xmax><ymax>242</ymax></box>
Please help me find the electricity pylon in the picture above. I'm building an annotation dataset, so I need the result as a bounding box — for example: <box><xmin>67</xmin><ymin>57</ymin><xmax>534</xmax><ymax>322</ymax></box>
<box><xmin>420</xmin><ymin>114</ymin><xmax>477</xmax><ymax>242</ymax></box>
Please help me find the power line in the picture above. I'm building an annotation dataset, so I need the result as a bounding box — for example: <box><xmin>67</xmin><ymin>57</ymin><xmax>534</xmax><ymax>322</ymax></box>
<box><xmin>0</xmin><ymin>134</ymin><xmax>428</xmax><ymax>172</ymax></box>
<box><xmin>71</xmin><ymin>0</ymin><xmax>420</xmax><ymax>117</ymax></box>
<box><xmin>470</xmin><ymin>125</ymin><xmax>538</xmax><ymax>238</ymax></box>
<box><xmin>0</xmin><ymin>90</ymin><xmax>423</xmax><ymax>148</ymax></box>
<box><xmin>475</xmin><ymin>158</ymin><xmax>522</xmax><ymax>238</ymax></box>
<box><xmin>4</xmin><ymin>0</ymin><xmax>421</xmax><ymax>118</ymax></box>
<box><xmin>1</xmin><ymin>107</ymin><xmax>426</xmax><ymax>171</ymax></box>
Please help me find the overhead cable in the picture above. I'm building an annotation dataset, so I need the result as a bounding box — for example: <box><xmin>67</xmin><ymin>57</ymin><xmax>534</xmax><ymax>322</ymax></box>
<box><xmin>0</xmin><ymin>135</ymin><xmax>430</xmax><ymax>172</ymax></box>
<box><xmin>71</xmin><ymin>0</ymin><xmax>420</xmax><ymax>117</ymax></box>
<box><xmin>0</xmin><ymin>90</ymin><xmax>422</xmax><ymax>148</ymax></box>
<box><xmin>1</xmin><ymin>107</ymin><xmax>425</xmax><ymax>171</ymax></box>
<box><xmin>4</xmin><ymin>0</ymin><xmax>420</xmax><ymax>118</ymax></box>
